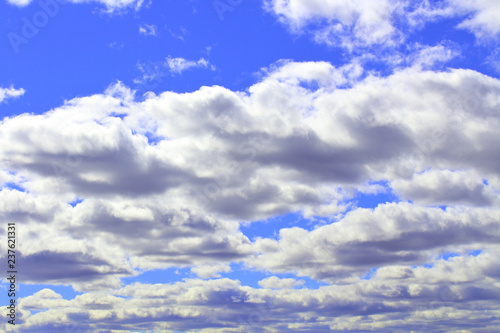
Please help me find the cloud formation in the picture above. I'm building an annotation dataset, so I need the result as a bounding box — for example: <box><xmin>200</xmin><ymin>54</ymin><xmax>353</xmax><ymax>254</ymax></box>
<box><xmin>1</xmin><ymin>60</ymin><xmax>499</xmax><ymax>331</ymax></box>
<box><xmin>264</xmin><ymin>0</ymin><xmax>401</xmax><ymax>49</ymax></box>
<box><xmin>138</xmin><ymin>23</ymin><xmax>157</xmax><ymax>36</ymax></box>
<box><xmin>264</xmin><ymin>0</ymin><xmax>500</xmax><ymax>50</ymax></box>
<box><xmin>0</xmin><ymin>86</ymin><xmax>25</xmax><ymax>103</ymax></box>
<box><xmin>165</xmin><ymin>56</ymin><xmax>214</xmax><ymax>74</ymax></box>
<box><xmin>249</xmin><ymin>203</ymin><xmax>500</xmax><ymax>283</ymax></box>
<box><xmin>450</xmin><ymin>0</ymin><xmax>500</xmax><ymax>38</ymax></box>
<box><xmin>6</xmin><ymin>0</ymin><xmax>145</xmax><ymax>11</ymax></box>
<box><xmin>5</xmin><ymin>253</ymin><xmax>500</xmax><ymax>333</ymax></box>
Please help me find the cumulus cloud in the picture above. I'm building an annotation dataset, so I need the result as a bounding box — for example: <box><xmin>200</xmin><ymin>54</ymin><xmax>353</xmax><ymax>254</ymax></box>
<box><xmin>264</xmin><ymin>0</ymin><xmax>402</xmax><ymax>50</ymax></box>
<box><xmin>6</xmin><ymin>0</ymin><xmax>30</xmax><ymax>6</ymax></box>
<box><xmin>450</xmin><ymin>0</ymin><xmax>500</xmax><ymax>38</ymax></box>
<box><xmin>408</xmin><ymin>43</ymin><xmax>461</xmax><ymax>69</ymax></box>
<box><xmin>3</xmin><ymin>256</ymin><xmax>499</xmax><ymax>332</ymax></box>
<box><xmin>248</xmin><ymin>203</ymin><xmax>500</xmax><ymax>283</ymax></box>
<box><xmin>0</xmin><ymin>85</ymin><xmax>25</xmax><ymax>103</ymax></box>
<box><xmin>0</xmin><ymin>61</ymin><xmax>499</xmax><ymax>331</ymax></box>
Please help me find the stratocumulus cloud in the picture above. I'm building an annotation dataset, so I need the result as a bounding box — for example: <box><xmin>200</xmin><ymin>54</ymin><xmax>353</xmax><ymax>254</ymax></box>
<box><xmin>1</xmin><ymin>62</ymin><xmax>499</xmax><ymax>331</ymax></box>
<box><xmin>0</xmin><ymin>0</ymin><xmax>499</xmax><ymax>332</ymax></box>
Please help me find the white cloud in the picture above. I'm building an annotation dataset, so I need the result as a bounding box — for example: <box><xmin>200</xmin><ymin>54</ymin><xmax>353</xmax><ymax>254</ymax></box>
<box><xmin>258</xmin><ymin>276</ymin><xmax>305</xmax><ymax>289</ymax></box>
<box><xmin>392</xmin><ymin>169</ymin><xmax>498</xmax><ymax>206</ymax></box>
<box><xmin>2</xmin><ymin>63</ymin><xmax>499</xmax><ymax>222</ymax></box>
<box><xmin>138</xmin><ymin>23</ymin><xmax>157</xmax><ymax>36</ymax></box>
<box><xmin>264</xmin><ymin>0</ymin><xmax>402</xmax><ymax>50</ymax></box>
<box><xmin>248</xmin><ymin>203</ymin><xmax>500</xmax><ymax>283</ymax></box>
<box><xmin>191</xmin><ymin>263</ymin><xmax>232</xmax><ymax>279</ymax></box>
<box><xmin>450</xmin><ymin>0</ymin><xmax>500</xmax><ymax>38</ymax></box>
<box><xmin>6</xmin><ymin>0</ymin><xmax>30</xmax><ymax>6</ymax></box>
<box><xmin>408</xmin><ymin>43</ymin><xmax>461</xmax><ymax>69</ymax></box>
<box><xmin>0</xmin><ymin>61</ymin><xmax>499</xmax><ymax>330</ymax></box>
<box><xmin>3</xmin><ymin>257</ymin><xmax>499</xmax><ymax>332</ymax></box>
<box><xmin>0</xmin><ymin>85</ymin><xmax>25</xmax><ymax>103</ymax></box>
<box><xmin>165</xmin><ymin>56</ymin><xmax>215</xmax><ymax>74</ymax></box>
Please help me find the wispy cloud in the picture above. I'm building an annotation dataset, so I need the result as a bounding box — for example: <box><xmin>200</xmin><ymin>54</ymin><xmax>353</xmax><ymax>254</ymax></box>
<box><xmin>7</xmin><ymin>0</ymin><xmax>146</xmax><ymax>11</ymax></box>
<box><xmin>133</xmin><ymin>56</ymin><xmax>216</xmax><ymax>88</ymax></box>
<box><xmin>265</xmin><ymin>0</ymin><xmax>500</xmax><ymax>51</ymax></box>
<box><xmin>0</xmin><ymin>85</ymin><xmax>25</xmax><ymax>103</ymax></box>
<box><xmin>6</xmin><ymin>0</ymin><xmax>30</xmax><ymax>6</ymax></box>
<box><xmin>165</xmin><ymin>56</ymin><xmax>215</xmax><ymax>74</ymax></box>
<box><xmin>258</xmin><ymin>276</ymin><xmax>305</xmax><ymax>289</ymax></box>
<box><xmin>138</xmin><ymin>24</ymin><xmax>157</xmax><ymax>36</ymax></box>
<box><xmin>168</xmin><ymin>26</ymin><xmax>189</xmax><ymax>40</ymax></box>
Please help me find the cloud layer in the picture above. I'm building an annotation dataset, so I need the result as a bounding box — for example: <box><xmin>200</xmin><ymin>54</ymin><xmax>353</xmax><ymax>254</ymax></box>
<box><xmin>264</xmin><ymin>0</ymin><xmax>500</xmax><ymax>49</ymax></box>
<box><xmin>1</xmin><ymin>59</ymin><xmax>499</xmax><ymax>331</ymax></box>
<box><xmin>7</xmin><ymin>0</ymin><xmax>145</xmax><ymax>11</ymax></box>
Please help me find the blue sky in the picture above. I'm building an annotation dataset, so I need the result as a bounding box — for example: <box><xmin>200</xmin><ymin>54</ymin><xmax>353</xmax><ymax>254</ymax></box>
<box><xmin>0</xmin><ymin>0</ymin><xmax>499</xmax><ymax>332</ymax></box>
<box><xmin>1</xmin><ymin>0</ymin><xmax>498</xmax><ymax>118</ymax></box>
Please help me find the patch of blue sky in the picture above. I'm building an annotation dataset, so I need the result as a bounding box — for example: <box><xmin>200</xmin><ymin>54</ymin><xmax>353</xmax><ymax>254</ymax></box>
<box><xmin>240</xmin><ymin>211</ymin><xmax>327</xmax><ymax>241</ymax></box>
<box><xmin>438</xmin><ymin>252</ymin><xmax>461</xmax><ymax>260</ymax></box>
<box><xmin>131</xmin><ymin>130</ymin><xmax>164</xmax><ymax>145</ymax></box>
<box><xmin>0</xmin><ymin>283</ymin><xmax>82</xmax><ymax>306</ymax></box>
<box><xmin>120</xmin><ymin>263</ymin><xmax>326</xmax><ymax>290</ymax></box>
<box><xmin>143</xmin><ymin>132</ymin><xmax>165</xmax><ymax>145</ymax></box>
<box><xmin>68</xmin><ymin>198</ymin><xmax>84</xmax><ymax>207</ymax></box>
<box><xmin>221</xmin><ymin>262</ymin><xmax>327</xmax><ymax>290</ymax></box>
<box><xmin>361</xmin><ymin>268</ymin><xmax>379</xmax><ymax>280</ymax></box>
<box><xmin>347</xmin><ymin>180</ymin><xmax>399</xmax><ymax>210</ymax></box>
<box><xmin>28</xmin><ymin>310</ymin><xmax>45</xmax><ymax>315</ymax></box>
<box><xmin>298</xmin><ymin>79</ymin><xmax>322</xmax><ymax>93</ymax></box>
<box><xmin>0</xmin><ymin>0</ymin><xmax>344</xmax><ymax>119</ymax></box>
<box><xmin>241</xmin><ymin>181</ymin><xmax>399</xmax><ymax>241</ymax></box>
<box><xmin>434</xmin><ymin>250</ymin><xmax>483</xmax><ymax>261</ymax></box>
<box><xmin>352</xmin><ymin>190</ymin><xmax>398</xmax><ymax>210</ymax></box>
<box><xmin>468</xmin><ymin>249</ymin><xmax>482</xmax><ymax>257</ymax></box>
<box><xmin>2</xmin><ymin>182</ymin><xmax>26</xmax><ymax>192</ymax></box>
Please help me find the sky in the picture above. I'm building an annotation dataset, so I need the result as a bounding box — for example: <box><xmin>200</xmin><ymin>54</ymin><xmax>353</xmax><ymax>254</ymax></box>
<box><xmin>0</xmin><ymin>0</ymin><xmax>499</xmax><ymax>332</ymax></box>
